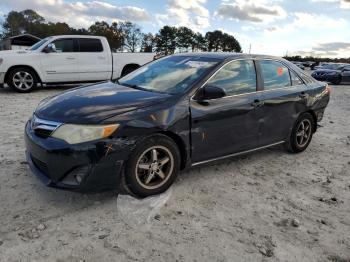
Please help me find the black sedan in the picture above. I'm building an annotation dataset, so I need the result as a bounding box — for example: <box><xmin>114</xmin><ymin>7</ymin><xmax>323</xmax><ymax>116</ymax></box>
<box><xmin>25</xmin><ymin>53</ymin><xmax>330</xmax><ymax>197</ymax></box>
<box><xmin>311</xmin><ymin>64</ymin><xmax>350</xmax><ymax>84</ymax></box>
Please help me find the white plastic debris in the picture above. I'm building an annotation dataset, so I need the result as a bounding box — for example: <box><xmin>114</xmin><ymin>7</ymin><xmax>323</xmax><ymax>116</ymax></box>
<box><xmin>117</xmin><ymin>189</ymin><xmax>172</xmax><ymax>229</ymax></box>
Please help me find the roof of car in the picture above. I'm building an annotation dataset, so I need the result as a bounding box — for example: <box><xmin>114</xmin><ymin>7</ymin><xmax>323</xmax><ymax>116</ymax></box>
<box><xmin>174</xmin><ymin>52</ymin><xmax>283</xmax><ymax>61</ymax></box>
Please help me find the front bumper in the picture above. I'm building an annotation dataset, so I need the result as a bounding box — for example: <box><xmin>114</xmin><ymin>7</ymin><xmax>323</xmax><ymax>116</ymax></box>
<box><xmin>25</xmin><ymin>120</ymin><xmax>133</xmax><ymax>192</ymax></box>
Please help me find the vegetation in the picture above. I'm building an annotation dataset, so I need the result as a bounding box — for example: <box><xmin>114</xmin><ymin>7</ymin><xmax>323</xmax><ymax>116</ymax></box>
<box><xmin>284</xmin><ymin>55</ymin><xmax>350</xmax><ymax>64</ymax></box>
<box><xmin>1</xmin><ymin>9</ymin><xmax>242</xmax><ymax>54</ymax></box>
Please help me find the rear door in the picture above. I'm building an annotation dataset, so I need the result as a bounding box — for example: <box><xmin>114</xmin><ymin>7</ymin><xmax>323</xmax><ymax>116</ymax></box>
<box><xmin>76</xmin><ymin>38</ymin><xmax>111</xmax><ymax>81</ymax></box>
<box><xmin>257</xmin><ymin>60</ymin><xmax>308</xmax><ymax>146</ymax></box>
<box><xmin>39</xmin><ymin>38</ymin><xmax>79</xmax><ymax>82</ymax></box>
<box><xmin>190</xmin><ymin>59</ymin><xmax>264</xmax><ymax>163</ymax></box>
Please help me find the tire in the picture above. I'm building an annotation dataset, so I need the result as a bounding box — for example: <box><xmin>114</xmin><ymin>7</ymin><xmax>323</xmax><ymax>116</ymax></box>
<box><xmin>121</xmin><ymin>65</ymin><xmax>139</xmax><ymax>77</ymax></box>
<box><xmin>331</xmin><ymin>76</ymin><xmax>342</xmax><ymax>85</ymax></box>
<box><xmin>7</xmin><ymin>67</ymin><xmax>38</xmax><ymax>93</ymax></box>
<box><xmin>285</xmin><ymin>112</ymin><xmax>315</xmax><ymax>153</ymax></box>
<box><xmin>125</xmin><ymin>135</ymin><xmax>180</xmax><ymax>197</ymax></box>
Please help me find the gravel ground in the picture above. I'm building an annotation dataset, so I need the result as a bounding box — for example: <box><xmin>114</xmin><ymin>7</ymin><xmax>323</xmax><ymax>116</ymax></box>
<box><xmin>0</xmin><ymin>84</ymin><xmax>349</xmax><ymax>262</ymax></box>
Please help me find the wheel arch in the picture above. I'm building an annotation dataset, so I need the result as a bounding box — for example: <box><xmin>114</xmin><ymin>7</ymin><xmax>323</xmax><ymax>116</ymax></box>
<box><xmin>121</xmin><ymin>63</ymin><xmax>140</xmax><ymax>77</ymax></box>
<box><xmin>157</xmin><ymin>131</ymin><xmax>188</xmax><ymax>170</ymax></box>
<box><xmin>5</xmin><ymin>65</ymin><xmax>42</xmax><ymax>84</ymax></box>
<box><xmin>304</xmin><ymin>110</ymin><xmax>318</xmax><ymax>133</ymax></box>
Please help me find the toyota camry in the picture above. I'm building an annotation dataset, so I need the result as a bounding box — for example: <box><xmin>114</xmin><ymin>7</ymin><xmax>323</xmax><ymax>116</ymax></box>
<box><xmin>25</xmin><ymin>53</ymin><xmax>330</xmax><ymax>197</ymax></box>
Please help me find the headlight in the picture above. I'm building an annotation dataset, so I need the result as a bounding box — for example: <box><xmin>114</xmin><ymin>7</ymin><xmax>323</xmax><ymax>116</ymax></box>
<box><xmin>51</xmin><ymin>124</ymin><xmax>119</xmax><ymax>144</ymax></box>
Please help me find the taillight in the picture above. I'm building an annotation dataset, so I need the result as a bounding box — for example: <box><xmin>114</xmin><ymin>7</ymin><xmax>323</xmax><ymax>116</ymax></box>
<box><xmin>324</xmin><ymin>84</ymin><xmax>332</xmax><ymax>94</ymax></box>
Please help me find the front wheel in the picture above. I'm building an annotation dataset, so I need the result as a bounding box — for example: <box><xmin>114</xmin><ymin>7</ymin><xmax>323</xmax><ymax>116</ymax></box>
<box><xmin>125</xmin><ymin>135</ymin><xmax>180</xmax><ymax>197</ymax></box>
<box><xmin>285</xmin><ymin>113</ymin><xmax>315</xmax><ymax>153</ymax></box>
<box><xmin>7</xmin><ymin>67</ymin><xmax>38</xmax><ymax>93</ymax></box>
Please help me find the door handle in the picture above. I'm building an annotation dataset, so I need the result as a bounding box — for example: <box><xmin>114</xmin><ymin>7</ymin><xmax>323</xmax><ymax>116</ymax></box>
<box><xmin>98</xmin><ymin>56</ymin><xmax>106</xmax><ymax>60</ymax></box>
<box><xmin>299</xmin><ymin>92</ymin><xmax>307</xmax><ymax>98</ymax></box>
<box><xmin>66</xmin><ymin>57</ymin><xmax>75</xmax><ymax>60</ymax></box>
<box><xmin>251</xmin><ymin>99</ymin><xmax>264</xmax><ymax>108</ymax></box>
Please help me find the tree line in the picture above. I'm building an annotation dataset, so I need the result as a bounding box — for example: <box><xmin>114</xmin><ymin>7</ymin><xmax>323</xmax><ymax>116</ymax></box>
<box><xmin>1</xmin><ymin>9</ymin><xmax>242</xmax><ymax>54</ymax></box>
<box><xmin>284</xmin><ymin>55</ymin><xmax>350</xmax><ymax>64</ymax></box>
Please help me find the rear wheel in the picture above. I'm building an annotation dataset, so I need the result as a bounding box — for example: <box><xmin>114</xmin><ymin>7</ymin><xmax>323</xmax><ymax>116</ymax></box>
<box><xmin>285</xmin><ymin>113</ymin><xmax>314</xmax><ymax>153</ymax></box>
<box><xmin>7</xmin><ymin>67</ymin><xmax>38</xmax><ymax>93</ymax></box>
<box><xmin>125</xmin><ymin>135</ymin><xmax>180</xmax><ymax>197</ymax></box>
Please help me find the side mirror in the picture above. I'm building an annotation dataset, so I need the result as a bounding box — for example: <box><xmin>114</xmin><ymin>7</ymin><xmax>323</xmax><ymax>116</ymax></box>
<box><xmin>43</xmin><ymin>43</ymin><xmax>56</xmax><ymax>53</ymax></box>
<box><xmin>201</xmin><ymin>84</ymin><xmax>226</xmax><ymax>100</ymax></box>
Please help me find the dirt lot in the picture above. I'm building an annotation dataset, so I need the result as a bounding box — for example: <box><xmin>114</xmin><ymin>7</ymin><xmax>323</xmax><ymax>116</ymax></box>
<box><xmin>0</xmin><ymin>84</ymin><xmax>349</xmax><ymax>262</ymax></box>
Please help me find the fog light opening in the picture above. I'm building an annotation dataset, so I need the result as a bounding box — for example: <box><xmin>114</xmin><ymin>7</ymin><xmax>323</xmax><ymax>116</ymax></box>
<box><xmin>75</xmin><ymin>174</ymin><xmax>83</xmax><ymax>184</ymax></box>
<box><xmin>61</xmin><ymin>166</ymin><xmax>89</xmax><ymax>186</ymax></box>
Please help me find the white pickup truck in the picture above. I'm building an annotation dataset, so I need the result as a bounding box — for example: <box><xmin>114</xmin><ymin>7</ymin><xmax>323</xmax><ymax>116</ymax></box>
<box><xmin>0</xmin><ymin>35</ymin><xmax>155</xmax><ymax>92</ymax></box>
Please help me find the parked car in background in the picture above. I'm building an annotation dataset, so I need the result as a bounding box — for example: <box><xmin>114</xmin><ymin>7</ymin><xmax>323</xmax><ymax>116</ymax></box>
<box><xmin>0</xmin><ymin>35</ymin><xmax>155</xmax><ymax>92</ymax></box>
<box><xmin>291</xmin><ymin>61</ymin><xmax>305</xmax><ymax>70</ymax></box>
<box><xmin>311</xmin><ymin>64</ymin><xmax>350</xmax><ymax>84</ymax></box>
<box><xmin>25</xmin><ymin>53</ymin><xmax>330</xmax><ymax>197</ymax></box>
<box><xmin>302</xmin><ymin>61</ymin><xmax>313</xmax><ymax>68</ymax></box>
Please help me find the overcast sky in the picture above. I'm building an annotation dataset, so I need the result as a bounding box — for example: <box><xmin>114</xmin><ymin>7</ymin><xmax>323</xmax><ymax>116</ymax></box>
<box><xmin>0</xmin><ymin>0</ymin><xmax>350</xmax><ymax>57</ymax></box>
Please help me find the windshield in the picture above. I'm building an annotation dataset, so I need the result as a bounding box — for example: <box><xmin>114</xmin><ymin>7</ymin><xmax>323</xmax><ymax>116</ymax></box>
<box><xmin>118</xmin><ymin>56</ymin><xmax>220</xmax><ymax>94</ymax></box>
<box><xmin>29</xmin><ymin>37</ymin><xmax>52</xmax><ymax>51</ymax></box>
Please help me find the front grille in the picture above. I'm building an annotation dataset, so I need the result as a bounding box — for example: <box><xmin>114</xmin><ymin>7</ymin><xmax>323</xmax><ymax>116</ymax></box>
<box><xmin>31</xmin><ymin>115</ymin><xmax>61</xmax><ymax>139</ymax></box>
<box><xmin>31</xmin><ymin>155</ymin><xmax>50</xmax><ymax>177</ymax></box>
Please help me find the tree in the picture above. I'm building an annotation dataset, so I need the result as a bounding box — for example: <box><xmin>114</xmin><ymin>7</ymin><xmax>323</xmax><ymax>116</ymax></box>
<box><xmin>141</xmin><ymin>33</ymin><xmax>156</xmax><ymax>52</ymax></box>
<box><xmin>205</xmin><ymin>30</ymin><xmax>241</xmax><ymax>52</ymax></box>
<box><xmin>119</xmin><ymin>21</ymin><xmax>143</xmax><ymax>52</ymax></box>
<box><xmin>221</xmin><ymin>33</ymin><xmax>242</xmax><ymax>53</ymax></box>
<box><xmin>2</xmin><ymin>11</ymin><xmax>26</xmax><ymax>37</ymax></box>
<box><xmin>192</xmin><ymin>32</ymin><xmax>207</xmax><ymax>52</ymax></box>
<box><xmin>89</xmin><ymin>21</ymin><xmax>123</xmax><ymax>51</ymax></box>
<box><xmin>156</xmin><ymin>26</ymin><xmax>177</xmax><ymax>55</ymax></box>
<box><xmin>176</xmin><ymin>27</ymin><xmax>195</xmax><ymax>52</ymax></box>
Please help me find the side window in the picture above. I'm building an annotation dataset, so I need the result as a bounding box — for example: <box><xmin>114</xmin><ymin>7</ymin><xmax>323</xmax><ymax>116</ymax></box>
<box><xmin>78</xmin><ymin>39</ymin><xmax>103</xmax><ymax>52</ymax></box>
<box><xmin>51</xmin><ymin>39</ymin><xmax>74</xmax><ymax>53</ymax></box>
<box><xmin>290</xmin><ymin>70</ymin><xmax>304</xmax><ymax>86</ymax></box>
<box><xmin>207</xmin><ymin>60</ymin><xmax>257</xmax><ymax>96</ymax></box>
<box><xmin>260</xmin><ymin>60</ymin><xmax>291</xmax><ymax>90</ymax></box>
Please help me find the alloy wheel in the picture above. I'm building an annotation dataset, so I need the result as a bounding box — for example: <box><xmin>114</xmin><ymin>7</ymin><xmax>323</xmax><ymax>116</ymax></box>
<box><xmin>135</xmin><ymin>146</ymin><xmax>174</xmax><ymax>190</ymax></box>
<box><xmin>296</xmin><ymin>119</ymin><xmax>312</xmax><ymax>147</ymax></box>
<box><xmin>13</xmin><ymin>71</ymin><xmax>34</xmax><ymax>91</ymax></box>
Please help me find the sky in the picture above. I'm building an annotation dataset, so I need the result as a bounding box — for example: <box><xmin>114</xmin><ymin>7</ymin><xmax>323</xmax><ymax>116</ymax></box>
<box><xmin>0</xmin><ymin>0</ymin><xmax>350</xmax><ymax>57</ymax></box>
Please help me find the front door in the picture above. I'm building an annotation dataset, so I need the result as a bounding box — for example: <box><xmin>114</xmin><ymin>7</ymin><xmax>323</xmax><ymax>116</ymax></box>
<box><xmin>190</xmin><ymin>59</ymin><xmax>264</xmax><ymax>163</ymax></box>
<box><xmin>39</xmin><ymin>38</ymin><xmax>79</xmax><ymax>83</ymax></box>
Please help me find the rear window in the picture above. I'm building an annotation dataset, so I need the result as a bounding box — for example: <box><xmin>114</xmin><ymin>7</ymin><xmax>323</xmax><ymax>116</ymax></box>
<box><xmin>290</xmin><ymin>70</ymin><xmax>304</xmax><ymax>86</ymax></box>
<box><xmin>78</xmin><ymin>38</ymin><xmax>103</xmax><ymax>52</ymax></box>
<box><xmin>260</xmin><ymin>60</ymin><xmax>291</xmax><ymax>90</ymax></box>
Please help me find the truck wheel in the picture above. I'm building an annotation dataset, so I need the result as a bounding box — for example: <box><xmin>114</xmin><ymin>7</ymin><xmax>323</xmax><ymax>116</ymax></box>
<box><xmin>7</xmin><ymin>67</ymin><xmax>38</xmax><ymax>93</ymax></box>
<box><xmin>124</xmin><ymin>135</ymin><xmax>180</xmax><ymax>198</ymax></box>
<box><xmin>285</xmin><ymin>112</ymin><xmax>315</xmax><ymax>153</ymax></box>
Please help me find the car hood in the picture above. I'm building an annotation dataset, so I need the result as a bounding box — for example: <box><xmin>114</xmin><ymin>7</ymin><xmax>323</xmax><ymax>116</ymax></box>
<box><xmin>35</xmin><ymin>82</ymin><xmax>171</xmax><ymax>124</ymax></box>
